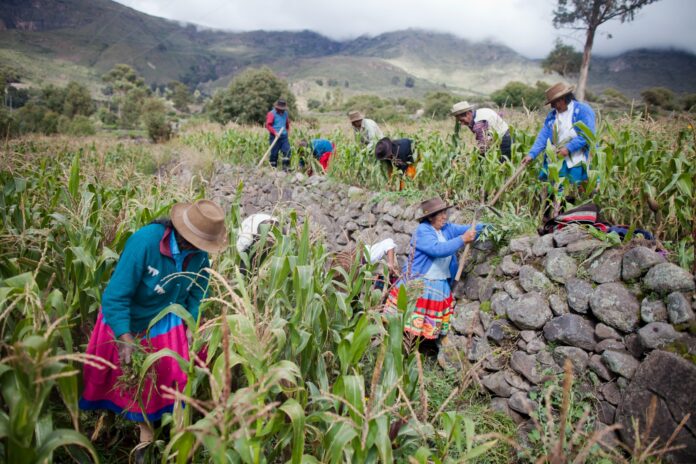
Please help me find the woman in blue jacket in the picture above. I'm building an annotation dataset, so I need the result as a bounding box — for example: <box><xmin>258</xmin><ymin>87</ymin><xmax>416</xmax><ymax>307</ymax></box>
<box><xmin>384</xmin><ymin>197</ymin><xmax>483</xmax><ymax>340</ymax></box>
<box><xmin>522</xmin><ymin>82</ymin><xmax>596</xmax><ymax>185</ymax></box>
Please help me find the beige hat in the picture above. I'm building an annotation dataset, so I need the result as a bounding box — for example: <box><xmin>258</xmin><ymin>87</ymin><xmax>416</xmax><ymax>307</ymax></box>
<box><xmin>417</xmin><ymin>197</ymin><xmax>453</xmax><ymax>221</ymax></box>
<box><xmin>348</xmin><ymin>110</ymin><xmax>364</xmax><ymax>123</ymax></box>
<box><xmin>171</xmin><ymin>199</ymin><xmax>228</xmax><ymax>253</ymax></box>
<box><xmin>545</xmin><ymin>83</ymin><xmax>575</xmax><ymax>105</ymax></box>
<box><xmin>451</xmin><ymin>101</ymin><xmax>475</xmax><ymax>116</ymax></box>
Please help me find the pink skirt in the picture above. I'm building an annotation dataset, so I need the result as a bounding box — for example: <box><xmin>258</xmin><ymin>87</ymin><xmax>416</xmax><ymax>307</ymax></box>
<box><xmin>79</xmin><ymin>312</ymin><xmax>189</xmax><ymax>422</ymax></box>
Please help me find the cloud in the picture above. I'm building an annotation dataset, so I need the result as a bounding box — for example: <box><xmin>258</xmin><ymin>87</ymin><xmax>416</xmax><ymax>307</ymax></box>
<box><xmin>114</xmin><ymin>0</ymin><xmax>696</xmax><ymax>58</ymax></box>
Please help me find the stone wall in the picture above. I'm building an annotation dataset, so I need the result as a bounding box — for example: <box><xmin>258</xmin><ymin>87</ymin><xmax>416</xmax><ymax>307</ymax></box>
<box><xmin>210</xmin><ymin>165</ymin><xmax>696</xmax><ymax>462</ymax></box>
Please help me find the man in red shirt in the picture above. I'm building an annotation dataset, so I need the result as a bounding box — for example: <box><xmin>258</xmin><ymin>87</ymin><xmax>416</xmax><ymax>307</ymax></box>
<box><xmin>265</xmin><ymin>99</ymin><xmax>291</xmax><ymax>169</ymax></box>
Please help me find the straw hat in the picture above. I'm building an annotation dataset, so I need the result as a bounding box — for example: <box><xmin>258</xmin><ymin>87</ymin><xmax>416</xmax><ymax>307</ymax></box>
<box><xmin>348</xmin><ymin>110</ymin><xmax>364</xmax><ymax>123</ymax></box>
<box><xmin>451</xmin><ymin>101</ymin><xmax>475</xmax><ymax>116</ymax></box>
<box><xmin>274</xmin><ymin>98</ymin><xmax>288</xmax><ymax>110</ymax></box>
<box><xmin>417</xmin><ymin>197</ymin><xmax>453</xmax><ymax>221</ymax></box>
<box><xmin>544</xmin><ymin>83</ymin><xmax>575</xmax><ymax>105</ymax></box>
<box><xmin>171</xmin><ymin>200</ymin><xmax>228</xmax><ymax>253</ymax></box>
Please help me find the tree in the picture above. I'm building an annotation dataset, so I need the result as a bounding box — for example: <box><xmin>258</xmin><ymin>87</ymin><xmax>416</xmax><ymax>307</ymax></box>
<box><xmin>491</xmin><ymin>81</ymin><xmax>548</xmax><ymax>110</ymax></box>
<box><xmin>142</xmin><ymin>98</ymin><xmax>171</xmax><ymax>142</ymax></box>
<box><xmin>424</xmin><ymin>92</ymin><xmax>457</xmax><ymax>119</ymax></box>
<box><xmin>641</xmin><ymin>87</ymin><xmax>676</xmax><ymax>111</ymax></box>
<box><xmin>102</xmin><ymin>65</ymin><xmax>148</xmax><ymax>128</ymax></box>
<box><xmin>207</xmin><ymin>67</ymin><xmax>297</xmax><ymax>125</ymax></box>
<box><xmin>553</xmin><ymin>0</ymin><xmax>660</xmax><ymax>99</ymax></box>
<box><xmin>168</xmin><ymin>81</ymin><xmax>191</xmax><ymax>113</ymax></box>
<box><xmin>542</xmin><ymin>39</ymin><xmax>582</xmax><ymax>77</ymax></box>
<box><xmin>62</xmin><ymin>82</ymin><xmax>94</xmax><ymax>118</ymax></box>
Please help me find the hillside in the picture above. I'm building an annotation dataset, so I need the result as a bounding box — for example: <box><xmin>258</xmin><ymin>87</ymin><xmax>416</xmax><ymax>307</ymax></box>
<box><xmin>1</xmin><ymin>0</ymin><xmax>695</xmax><ymax>101</ymax></box>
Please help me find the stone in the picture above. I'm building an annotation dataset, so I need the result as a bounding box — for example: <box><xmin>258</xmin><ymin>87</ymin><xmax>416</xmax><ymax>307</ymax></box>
<box><xmin>511</xmin><ymin>351</ymin><xmax>542</xmax><ymax>384</ymax></box>
<box><xmin>566</xmin><ymin>278</ymin><xmax>593</xmax><ymax>313</ymax></box>
<box><xmin>526</xmin><ymin>339</ymin><xmax>546</xmax><ymax>354</ymax></box>
<box><xmin>638</xmin><ymin>322</ymin><xmax>680</xmax><ymax>349</ymax></box>
<box><xmin>624</xmin><ymin>333</ymin><xmax>646</xmax><ymax>358</ymax></box>
<box><xmin>504</xmin><ymin>370</ymin><xmax>531</xmax><ymax>391</ymax></box>
<box><xmin>616</xmin><ymin>350</ymin><xmax>696</xmax><ymax>462</ymax></box>
<box><xmin>548</xmin><ymin>293</ymin><xmax>569</xmax><ymax>316</ymax></box>
<box><xmin>566</xmin><ymin>239</ymin><xmax>606</xmax><ymax>254</ymax></box>
<box><xmin>590</xmin><ymin>283</ymin><xmax>640</xmax><ymax>333</ymax></box>
<box><xmin>437</xmin><ymin>334</ymin><xmax>470</xmax><ymax>370</ymax></box>
<box><xmin>474</xmin><ymin>262</ymin><xmax>492</xmax><ymax>276</ymax></box>
<box><xmin>479</xmin><ymin>311</ymin><xmax>493</xmax><ymax>331</ymax></box>
<box><xmin>462</xmin><ymin>275</ymin><xmax>483</xmax><ymax>301</ymax></box>
<box><xmin>451</xmin><ymin>301</ymin><xmax>482</xmax><ymax>336</ymax></box>
<box><xmin>588</xmin><ymin>354</ymin><xmax>613</xmax><ymax>381</ymax></box>
<box><xmin>508</xmin><ymin>391</ymin><xmax>536</xmax><ymax>416</ymax></box>
<box><xmin>600</xmin><ymin>382</ymin><xmax>621</xmax><ymax>406</ymax></box>
<box><xmin>503</xmin><ymin>280</ymin><xmax>525</xmax><ymax>299</ymax></box>
<box><xmin>481</xmin><ymin>371</ymin><xmax>516</xmax><ymax>397</ymax></box>
<box><xmin>595</xmin><ymin>323</ymin><xmax>622</xmax><ymax>340</ymax></box>
<box><xmin>588</xmin><ymin>248</ymin><xmax>623</xmax><ymax>284</ymax></box>
<box><xmin>598</xmin><ymin>401</ymin><xmax>617</xmax><ymax>424</ymax></box>
<box><xmin>486</xmin><ymin>319</ymin><xmax>519</xmax><ymax>345</ymax></box>
<box><xmin>537</xmin><ymin>350</ymin><xmax>563</xmax><ymax>375</ymax></box>
<box><xmin>520</xmin><ymin>330</ymin><xmax>536</xmax><ymax>343</ymax></box>
<box><xmin>594</xmin><ymin>422</ymin><xmax>621</xmax><ymax>451</ymax></box>
<box><xmin>553</xmin><ymin>346</ymin><xmax>589</xmax><ymax>372</ymax></box>
<box><xmin>545</xmin><ymin>249</ymin><xmax>577</xmax><ymax>284</ymax></box>
<box><xmin>543</xmin><ymin>314</ymin><xmax>597</xmax><ymax>351</ymax></box>
<box><xmin>507</xmin><ymin>292</ymin><xmax>553</xmax><ymax>330</ymax></box>
<box><xmin>386</xmin><ymin>203</ymin><xmax>404</xmax><ymax>219</ymax></box>
<box><xmin>519</xmin><ymin>265</ymin><xmax>553</xmax><ymax>293</ymax></box>
<box><xmin>517</xmin><ymin>339</ymin><xmax>527</xmax><ymax>350</ymax></box>
<box><xmin>491</xmin><ymin>292</ymin><xmax>513</xmax><ymax>317</ymax></box>
<box><xmin>666</xmin><ymin>292</ymin><xmax>695</xmax><ymax>324</ymax></box>
<box><xmin>347</xmin><ymin>186</ymin><xmax>363</xmax><ymax>198</ymax></box>
<box><xmin>468</xmin><ymin>336</ymin><xmax>492</xmax><ymax>363</ymax></box>
<box><xmin>602</xmin><ymin>350</ymin><xmax>640</xmax><ymax>379</ymax></box>
<box><xmin>490</xmin><ymin>397</ymin><xmax>511</xmax><ymax>415</ymax></box>
<box><xmin>532</xmin><ymin>234</ymin><xmax>555</xmax><ymax>257</ymax></box>
<box><xmin>643</xmin><ymin>263</ymin><xmax>695</xmax><ymax>294</ymax></box>
<box><xmin>501</xmin><ymin>255</ymin><xmax>521</xmax><ymax>276</ymax></box>
<box><xmin>595</xmin><ymin>339</ymin><xmax>626</xmax><ymax>353</ymax></box>
<box><xmin>640</xmin><ymin>298</ymin><xmax>668</xmax><ymax>323</ymax></box>
<box><xmin>478</xmin><ymin>279</ymin><xmax>495</xmax><ymax>302</ymax></box>
<box><xmin>553</xmin><ymin>224</ymin><xmax>589</xmax><ymax>247</ymax></box>
<box><xmin>622</xmin><ymin>246</ymin><xmax>666</xmax><ymax>280</ymax></box>
<box><xmin>510</xmin><ymin>236</ymin><xmax>534</xmax><ymax>255</ymax></box>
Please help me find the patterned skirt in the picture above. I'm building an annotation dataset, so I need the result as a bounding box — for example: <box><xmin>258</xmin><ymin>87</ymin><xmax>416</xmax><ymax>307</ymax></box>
<box><xmin>384</xmin><ymin>278</ymin><xmax>454</xmax><ymax>339</ymax></box>
<box><xmin>79</xmin><ymin>311</ymin><xmax>189</xmax><ymax>422</ymax></box>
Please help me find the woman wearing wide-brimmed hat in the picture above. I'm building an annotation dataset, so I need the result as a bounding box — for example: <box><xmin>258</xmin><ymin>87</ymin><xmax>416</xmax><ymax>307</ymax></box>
<box><xmin>266</xmin><ymin>98</ymin><xmax>292</xmax><ymax>169</ymax></box>
<box><xmin>383</xmin><ymin>197</ymin><xmax>485</xmax><ymax>340</ymax></box>
<box><xmin>522</xmin><ymin>82</ymin><xmax>596</xmax><ymax>186</ymax></box>
<box><xmin>348</xmin><ymin>110</ymin><xmax>384</xmax><ymax>148</ymax></box>
<box><xmin>79</xmin><ymin>199</ymin><xmax>228</xmax><ymax>452</ymax></box>
<box><xmin>451</xmin><ymin>101</ymin><xmax>512</xmax><ymax>162</ymax></box>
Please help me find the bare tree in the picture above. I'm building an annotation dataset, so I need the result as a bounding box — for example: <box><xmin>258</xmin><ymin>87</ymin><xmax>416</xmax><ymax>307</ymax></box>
<box><xmin>553</xmin><ymin>0</ymin><xmax>660</xmax><ymax>100</ymax></box>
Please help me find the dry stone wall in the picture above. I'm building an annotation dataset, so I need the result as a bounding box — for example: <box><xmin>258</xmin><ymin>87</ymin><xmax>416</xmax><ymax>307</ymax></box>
<box><xmin>211</xmin><ymin>165</ymin><xmax>696</xmax><ymax>462</ymax></box>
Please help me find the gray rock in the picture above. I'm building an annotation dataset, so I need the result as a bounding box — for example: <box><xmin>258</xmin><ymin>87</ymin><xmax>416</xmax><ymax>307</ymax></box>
<box><xmin>638</xmin><ymin>322</ymin><xmax>680</xmax><ymax>349</ymax></box>
<box><xmin>526</xmin><ymin>338</ymin><xmax>546</xmax><ymax>354</ymax></box>
<box><xmin>386</xmin><ymin>203</ymin><xmax>404</xmax><ymax>219</ymax></box>
<box><xmin>474</xmin><ymin>262</ymin><xmax>492</xmax><ymax>276</ymax></box>
<box><xmin>545</xmin><ymin>249</ymin><xmax>577</xmax><ymax>284</ymax></box>
<box><xmin>588</xmin><ymin>248</ymin><xmax>624</xmax><ymax>284</ymax></box>
<box><xmin>491</xmin><ymin>292</ymin><xmax>513</xmax><ymax>317</ymax></box>
<box><xmin>519</xmin><ymin>265</ymin><xmax>553</xmax><ymax>293</ymax></box>
<box><xmin>566</xmin><ymin>278</ymin><xmax>593</xmax><ymax>313</ymax></box>
<box><xmin>508</xmin><ymin>292</ymin><xmax>553</xmax><ymax>330</ymax></box>
<box><xmin>590</xmin><ymin>283</ymin><xmax>640</xmax><ymax>332</ymax></box>
<box><xmin>624</xmin><ymin>333</ymin><xmax>646</xmax><ymax>358</ymax></box>
<box><xmin>462</xmin><ymin>275</ymin><xmax>483</xmax><ymax>301</ymax></box>
<box><xmin>549</xmin><ymin>293</ymin><xmax>569</xmax><ymax>316</ymax></box>
<box><xmin>478</xmin><ymin>279</ymin><xmax>495</xmax><ymax>302</ymax></box>
<box><xmin>511</xmin><ymin>351</ymin><xmax>542</xmax><ymax>384</ymax></box>
<box><xmin>567</xmin><ymin>239</ymin><xmax>606</xmax><ymax>254</ymax></box>
<box><xmin>479</xmin><ymin>311</ymin><xmax>493</xmax><ymax>331</ymax></box>
<box><xmin>640</xmin><ymin>298</ymin><xmax>668</xmax><ymax>323</ymax></box>
<box><xmin>543</xmin><ymin>314</ymin><xmax>597</xmax><ymax>351</ymax></box>
<box><xmin>510</xmin><ymin>236</ymin><xmax>534</xmax><ymax>255</ymax></box>
<box><xmin>532</xmin><ymin>234</ymin><xmax>555</xmax><ymax>257</ymax></box>
<box><xmin>595</xmin><ymin>421</ymin><xmax>621</xmax><ymax>451</ymax></box>
<box><xmin>598</xmin><ymin>401</ymin><xmax>617</xmax><ymax>424</ymax></box>
<box><xmin>616</xmin><ymin>350</ymin><xmax>696</xmax><ymax>462</ymax></box>
<box><xmin>486</xmin><ymin>319</ymin><xmax>519</xmax><ymax>345</ymax></box>
<box><xmin>504</xmin><ymin>370</ymin><xmax>531</xmax><ymax>392</ymax></box>
<box><xmin>490</xmin><ymin>397</ymin><xmax>511</xmax><ymax>415</ymax></box>
<box><xmin>595</xmin><ymin>339</ymin><xmax>626</xmax><ymax>353</ymax></box>
<box><xmin>436</xmin><ymin>334</ymin><xmax>470</xmax><ymax>370</ymax></box>
<box><xmin>481</xmin><ymin>371</ymin><xmax>516</xmax><ymax>397</ymax></box>
<box><xmin>451</xmin><ymin>301</ymin><xmax>482</xmax><ymax>336</ymax></box>
<box><xmin>519</xmin><ymin>330</ymin><xmax>536</xmax><ymax>343</ymax></box>
<box><xmin>508</xmin><ymin>391</ymin><xmax>536</xmax><ymax>416</ymax></box>
<box><xmin>347</xmin><ymin>186</ymin><xmax>363</xmax><ymax>198</ymax></box>
<box><xmin>503</xmin><ymin>280</ymin><xmax>525</xmax><ymax>299</ymax></box>
<box><xmin>468</xmin><ymin>336</ymin><xmax>492</xmax><ymax>363</ymax></box>
<box><xmin>589</xmin><ymin>354</ymin><xmax>613</xmax><ymax>381</ymax></box>
<box><xmin>644</xmin><ymin>263</ymin><xmax>696</xmax><ymax>294</ymax></box>
<box><xmin>553</xmin><ymin>224</ymin><xmax>589</xmax><ymax>247</ymax></box>
<box><xmin>501</xmin><ymin>255</ymin><xmax>521</xmax><ymax>276</ymax></box>
<box><xmin>536</xmin><ymin>350</ymin><xmax>563</xmax><ymax>375</ymax></box>
<box><xmin>602</xmin><ymin>350</ymin><xmax>640</xmax><ymax>379</ymax></box>
<box><xmin>666</xmin><ymin>292</ymin><xmax>695</xmax><ymax>324</ymax></box>
<box><xmin>595</xmin><ymin>323</ymin><xmax>622</xmax><ymax>340</ymax></box>
<box><xmin>553</xmin><ymin>346</ymin><xmax>589</xmax><ymax>372</ymax></box>
<box><xmin>600</xmin><ymin>382</ymin><xmax>621</xmax><ymax>405</ymax></box>
<box><xmin>622</xmin><ymin>246</ymin><xmax>666</xmax><ymax>280</ymax></box>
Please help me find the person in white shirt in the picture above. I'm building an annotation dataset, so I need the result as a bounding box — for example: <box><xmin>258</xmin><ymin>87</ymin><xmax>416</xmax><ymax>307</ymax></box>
<box><xmin>451</xmin><ymin>101</ymin><xmax>511</xmax><ymax>162</ymax></box>
<box><xmin>236</xmin><ymin>213</ymin><xmax>279</xmax><ymax>253</ymax></box>
<box><xmin>348</xmin><ymin>110</ymin><xmax>384</xmax><ymax>148</ymax></box>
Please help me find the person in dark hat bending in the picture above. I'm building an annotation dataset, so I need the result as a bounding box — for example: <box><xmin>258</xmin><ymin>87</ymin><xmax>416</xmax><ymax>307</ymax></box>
<box><xmin>374</xmin><ymin>137</ymin><xmax>416</xmax><ymax>189</ymax></box>
<box><xmin>265</xmin><ymin>98</ymin><xmax>292</xmax><ymax>169</ymax></box>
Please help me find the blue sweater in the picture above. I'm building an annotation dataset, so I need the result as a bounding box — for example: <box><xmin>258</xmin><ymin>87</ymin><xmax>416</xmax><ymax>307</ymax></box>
<box><xmin>528</xmin><ymin>100</ymin><xmax>596</xmax><ymax>160</ymax></box>
<box><xmin>403</xmin><ymin>222</ymin><xmax>486</xmax><ymax>285</ymax></box>
<box><xmin>101</xmin><ymin>224</ymin><xmax>210</xmax><ymax>338</ymax></box>
<box><xmin>311</xmin><ymin>138</ymin><xmax>333</xmax><ymax>158</ymax></box>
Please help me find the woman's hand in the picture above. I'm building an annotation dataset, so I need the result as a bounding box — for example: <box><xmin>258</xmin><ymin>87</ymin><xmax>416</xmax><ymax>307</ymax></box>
<box><xmin>118</xmin><ymin>333</ymin><xmax>135</xmax><ymax>365</ymax></box>
<box><xmin>522</xmin><ymin>155</ymin><xmax>533</xmax><ymax>166</ymax></box>
<box><xmin>462</xmin><ymin>228</ymin><xmax>477</xmax><ymax>244</ymax></box>
<box><xmin>557</xmin><ymin>147</ymin><xmax>569</xmax><ymax>158</ymax></box>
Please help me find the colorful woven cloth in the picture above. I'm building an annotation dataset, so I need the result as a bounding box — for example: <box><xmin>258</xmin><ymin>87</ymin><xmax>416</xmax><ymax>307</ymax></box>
<box><xmin>79</xmin><ymin>311</ymin><xmax>189</xmax><ymax>422</ymax></box>
<box><xmin>384</xmin><ymin>278</ymin><xmax>454</xmax><ymax>339</ymax></box>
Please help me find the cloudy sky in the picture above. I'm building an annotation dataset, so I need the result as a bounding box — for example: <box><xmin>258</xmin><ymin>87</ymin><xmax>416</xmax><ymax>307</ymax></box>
<box><xmin>114</xmin><ymin>0</ymin><xmax>695</xmax><ymax>58</ymax></box>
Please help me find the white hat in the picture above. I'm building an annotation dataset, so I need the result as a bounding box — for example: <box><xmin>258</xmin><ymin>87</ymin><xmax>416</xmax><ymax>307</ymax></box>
<box><xmin>451</xmin><ymin>101</ymin><xmax>475</xmax><ymax>116</ymax></box>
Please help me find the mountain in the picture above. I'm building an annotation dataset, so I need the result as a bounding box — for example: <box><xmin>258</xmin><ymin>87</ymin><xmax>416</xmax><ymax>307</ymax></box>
<box><xmin>2</xmin><ymin>0</ymin><xmax>695</xmax><ymax>103</ymax></box>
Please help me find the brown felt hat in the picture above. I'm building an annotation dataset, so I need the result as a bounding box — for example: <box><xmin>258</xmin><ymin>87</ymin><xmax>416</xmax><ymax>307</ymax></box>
<box><xmin>171</xmin><ymin>200</ymin><xmax>228</xmax><ymax>253</ymax></box>
<box><xmin>417</xmin><ymin>197</ymin><xmax>453</xmax><ymax>221</ymax></box>
<box><xmin>545</xmin><ymin>82</ymin><xmax>575</xmax><ymax>105</ymax></box>
<box><xmin>348</xmin><ymin>110</ymin><xmax>364</xmax><ymax>123</ymax></box>
<box><xmin>274</xmin><ymin>99</ymin><xmax>288</xmax><ymax>110</ymax></box>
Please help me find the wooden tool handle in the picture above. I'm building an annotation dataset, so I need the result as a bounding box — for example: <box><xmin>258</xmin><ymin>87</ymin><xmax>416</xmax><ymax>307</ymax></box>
<box><xmin>257</xmin><ymin>127</ymin><xmax>285</xmax><ymax>168</ymax></box>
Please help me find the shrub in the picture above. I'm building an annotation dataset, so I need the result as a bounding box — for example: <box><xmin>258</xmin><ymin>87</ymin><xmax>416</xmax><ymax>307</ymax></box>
<box><xmin>641</xmin><ymin>87</ymin><xmax>677</xmax><ymax>111</ymax></box>
<box><xmin>404</xmin><ymin>76</ymin><xmax>415</xmax><ymax>88</ymax></box>
<box><xmin>307</xmin><ymin>99</ymin><xmax>322</xmax><ymax>110</ymax></box>
<box><xmin>491</xmin><ymin>81</ymin><xmax>548</xmax><ymax>110</ymax></box>
<box><xmin>682</xmin><ymin>93</ymin><xmax>696</xmax><ymax>112</ymax></box>
<box><xmin>15</xmin><ymin>102</ymin><xmax>59</xmax><ymax>134</ymax></box>
<box><xmin>58</xmin><ymin>115</ymin><xmax>96</xmax><ymax>136</ymax></box>
<box><xmin>0</xmin><ymin>106</ymin><xmax>17</xmax><ymax>138</ymax></box>
<box><xmin>424</xmin><ymin>91</ymin><xmax>458</xmax><ymax>119</ymax></box>
<box><xmin>142</xmin><ymin>98</ymin><xmax>171</xmax><ymax>142</ymax></box>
